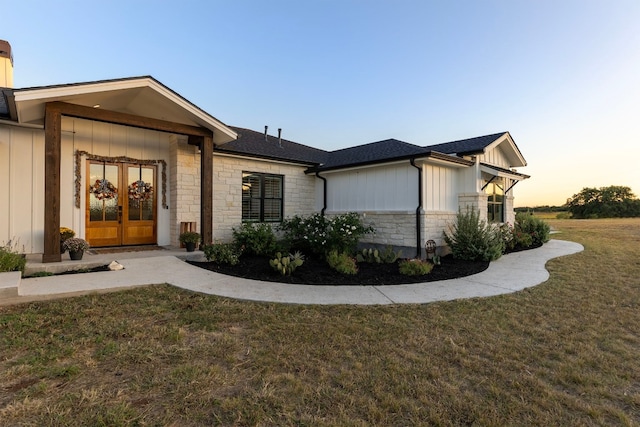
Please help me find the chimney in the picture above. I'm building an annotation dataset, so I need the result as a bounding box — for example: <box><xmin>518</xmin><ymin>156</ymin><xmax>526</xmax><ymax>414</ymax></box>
<box><xmin>278</xmin><ymin>128</ymin><xmax>282</xmax><ymax>148</ymax></box>
<box><xmin>264</xmin><ymin>125</ymin><xmax>268</xmax><ymax>141</ymax></box>
<box><xmin>0</xmin><ymin>40</ymin><xmax>13</xmax><ymax>88</ymax></box>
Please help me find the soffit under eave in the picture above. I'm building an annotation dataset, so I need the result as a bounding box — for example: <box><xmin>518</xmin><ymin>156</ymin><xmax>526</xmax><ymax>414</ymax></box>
<box><xmin>12</xmin><ymin>79</ymin><xmax>236</xmax><ymax>143</ymax></box>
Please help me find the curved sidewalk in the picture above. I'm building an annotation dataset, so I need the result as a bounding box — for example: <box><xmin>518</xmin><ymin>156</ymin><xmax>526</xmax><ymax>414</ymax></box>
<box><xmin>8</xmin><ymin>239</ymin><xmax>583</xmax><ymax>306</ymax></box>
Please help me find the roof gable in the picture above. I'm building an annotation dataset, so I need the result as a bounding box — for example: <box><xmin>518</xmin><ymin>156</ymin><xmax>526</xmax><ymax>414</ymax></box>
<box><xmin>425</xmin><ymin>132</ymin><xmax>507</xmax><ymax>155</ymax></box>
<box><xmin>10</xmin><ymin>76</ymin><xmax>236</xmax><ymax>143</ymax></box>
<box><xmin>425</xmin><ymin>132</ymin><xmax>526</xmax><ymax>167</ymax></box>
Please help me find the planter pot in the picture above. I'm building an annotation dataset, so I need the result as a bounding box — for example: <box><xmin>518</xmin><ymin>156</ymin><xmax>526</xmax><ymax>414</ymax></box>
<box><xmin>185</xmin><ymin>242</ymin><xmax>196</xmax><ymax>252</ymax></box>
<box><xmin>69</xmin><ymin>250</ymin><xmax>84</xmax><ymax>260</ymax></box>
<box><xmin>60</xmin><ymin>241</ymin><xmax>66</xmax><ymax>254</ymax></box>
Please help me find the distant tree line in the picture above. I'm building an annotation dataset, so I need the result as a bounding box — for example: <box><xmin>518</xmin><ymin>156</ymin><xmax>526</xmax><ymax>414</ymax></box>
<box><xmin>516</xmin><ymin>185</ymin><xmax>640</xmax><ymax>219</ymax></box>
<box><xmin>565</xmin><ymin>186</ymin><xmax>640</xmax><ymax>219</ymax></box>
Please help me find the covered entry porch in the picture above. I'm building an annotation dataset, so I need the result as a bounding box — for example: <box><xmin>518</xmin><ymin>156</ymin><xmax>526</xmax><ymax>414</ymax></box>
<box><xmin>8</xmin><ymin>77</ymin><xmax>236</xmax><ymax>262</ymax></box>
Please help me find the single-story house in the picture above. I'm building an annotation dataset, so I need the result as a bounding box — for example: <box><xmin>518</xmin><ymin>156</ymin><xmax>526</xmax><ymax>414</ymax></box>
<box><xmin>0</xmin><ymin>40</ymin><xmax>529</xmax><ymax>262</ymax></box>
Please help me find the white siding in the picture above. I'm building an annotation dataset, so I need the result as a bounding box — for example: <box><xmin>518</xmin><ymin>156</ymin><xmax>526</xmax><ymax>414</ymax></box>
<box><xmin>0</xmin><ymin>118</ymin><xmax>173</xmax><ymax>254</ymax></box>
<box><xmin>323</xmin><ymin>163</ymin><xmax>418</xmax><ymax>212</ymax></box>
<box><xmin>424</xmin><ymin>164</ymin><xmax>458</xmax><ymax>212</ymax></box>
<box><xmin>0</xmin><ymin>126</ymin><xmax>45</xmax><ymax>253</ymax></box>
<box><xmin>477</xmin><ymin>144</ymin><xmax>510</xmax><ymax>167</ymax></box>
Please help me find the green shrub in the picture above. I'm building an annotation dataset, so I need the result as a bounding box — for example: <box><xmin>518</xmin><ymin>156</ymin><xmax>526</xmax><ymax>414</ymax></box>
<box><xmin>443</xmin><ymin>208</ymin><xmax>504</xmax><ymax>261</ymax></box>
<box><xmin>269</xmin><ymin>251</ymin><xmax>305</xmax><ymax>276</ymax></box>
<box><xmin>0</xmin><ymin>245</ymin><xmax>26</xmax><ymax>273</ymax></box>
<box><xmin>202</xmin><ymin>242</ymin><xmax>242</xmax><ymax>265</ymax></box>
<box><xmin>498</xmin><ymin>223</ymin><xmax>516</xmax><ymax>251</ymax></box>
<box><xmin>512</xmin><ymin>229</ymin><xmax>533</xmax><ymax>248</ymax></box>
<box><xmin>280</xmin><ymin>212</ymin><xmax>374</xmax><ymax>255</ymax></box>
<box><xmin>515</xmin><ymin>213</ymin><xmax>551</xmax><ymax>246</ymax></box>
<box><xmin>179</xmin><ymin>231</ymin><xmax>201</xmax><ymax>244</ymax></box>
<box><xmin>232</xmin><ymin>223</ymin><xmax>278</xmax><ymax>256</ymax></box>
<box><xmin>555</xmin><ymin>212</ymin><xmax>572</xmax><ymax>219</ymax></box>
<box><xmin>399</xmin><ymin>259</ymin><xmax>433</xmax><ymax>276</ymax></box>
<box><xmin>326</xmin><ymin>250</ymin><xmax>358</xmax><ymax>275</ymax></box>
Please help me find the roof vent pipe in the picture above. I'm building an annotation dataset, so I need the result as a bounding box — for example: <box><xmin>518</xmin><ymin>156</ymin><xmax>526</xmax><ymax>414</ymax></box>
<box><xmin>278</xmin><ymin>128</ymin><xmax>282</xmax><ymax>148</ymax></box>
<box><xmin>264</xmin><ymin>125</ymin><xmax>268</xmax><ymax>141</ymax></box>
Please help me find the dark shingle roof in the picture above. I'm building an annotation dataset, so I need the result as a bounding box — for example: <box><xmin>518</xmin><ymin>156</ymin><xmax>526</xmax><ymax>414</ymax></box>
<box><xmin>319</xmin><ymin>139</ymin><xmax>429</xmax><ymax>169</ymax></box>
<box><xmin>218</xmin><ymin>127</ymin><xmax>508</xmax><ymax>172</ymax></box>
<box><xmin>424</xmin><ymin>132</ymin><xmax>507</xmax><ymax>155</ymax></box>
<box><xmin>216</xmin><ymin>127</ymin><xmax>329</xmax><ymax>165</ymax></box>
<box><xmin>0</xmin><ymin>88</ymin><xmax>11</xmax><ymax>119</ymax></box>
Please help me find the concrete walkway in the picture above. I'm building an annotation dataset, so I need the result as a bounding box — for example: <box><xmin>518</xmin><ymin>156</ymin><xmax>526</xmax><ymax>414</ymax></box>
<box><xmin>1</xmin><ymin>239</ymin><xmax>583</xmax><ymax>306</ymax></box>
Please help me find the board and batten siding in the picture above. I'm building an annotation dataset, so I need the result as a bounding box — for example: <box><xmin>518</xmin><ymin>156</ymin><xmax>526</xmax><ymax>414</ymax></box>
<box><xmin>322</xmin><ymin>163</ymin><xmax>418</xmax><ymax>212</ymax></box>
<box><xmin>423</xmin><ymin>163</ymin><xmax>459</xmax><ymax>212</ymax></box>
<box><xmin>477</xmin><ymin>144</ymin><xmax>511</xmax><ymax>168</ymax></box>
<box><xmin>0</xmin><ymin>118</ymin><xmax>173</xmax><ymax>254</ymax></box>
<box><xmin>0</xmin><ymin>125</ymin><xmax>45</xmax><ymax>254</ymax></box>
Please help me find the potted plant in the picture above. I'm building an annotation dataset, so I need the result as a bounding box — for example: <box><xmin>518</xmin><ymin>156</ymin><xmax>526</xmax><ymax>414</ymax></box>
<box><xmin>179</xmin><ymin>231</ymin><xmax>201</xmax><ymax>252</ymax></box>
<box><xmin>63</xmin><ymin>238</ymin><xmax>90</xmax><ymax>260</ymax></box>
<box><xmin>59</xmin><ymin>227</ymin><xmax>75</xmax><ymax>253</ymax></box>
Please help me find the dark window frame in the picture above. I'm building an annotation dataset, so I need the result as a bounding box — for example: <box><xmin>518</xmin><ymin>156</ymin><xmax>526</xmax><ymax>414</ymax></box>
<box><xmin>242</xmin><ymin>171</ymin><xmax>284</xmax><ymax>223</ymax></box>
<box><xmin>486</xmin><ymin>179</ymin><xmax>505</xmax><ymax>223</ymax></box>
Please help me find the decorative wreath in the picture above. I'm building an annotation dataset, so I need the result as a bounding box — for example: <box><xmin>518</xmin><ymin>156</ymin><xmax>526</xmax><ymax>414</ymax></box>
<box><xmin>91</xmin><ymin>179</ymin><xmax>118</xmax><ymax>200</ymax></box>
<box><xmin>128</xmin><ymin>180</ymin><xmax>154</xmax><ymax>201</ymax></box>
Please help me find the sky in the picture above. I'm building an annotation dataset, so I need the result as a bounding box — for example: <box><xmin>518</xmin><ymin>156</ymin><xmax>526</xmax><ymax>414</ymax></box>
<box><xmin>3</xmin><ymin>0</ymin><xmax>639</xmax><ymax>207</ymax></box>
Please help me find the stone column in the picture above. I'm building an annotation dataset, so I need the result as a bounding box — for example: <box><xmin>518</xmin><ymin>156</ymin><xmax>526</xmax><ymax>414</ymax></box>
<box><xmin>169</xmin><ymin>135</ymin><xmax>201</xmax><ymax>246</ymax></box>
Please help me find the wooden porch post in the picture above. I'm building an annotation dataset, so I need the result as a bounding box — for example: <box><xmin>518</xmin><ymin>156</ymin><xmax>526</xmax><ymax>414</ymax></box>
<box><xmin>201</xmin><ymin>134</ymin><xmax>214</xmax><ymax>245</ymax></box>
<box><xmin>42</xmin><ymin>103</ymin><xmax>62</xmax><ymax>263</ymax></box>
<box><xmin>189</xmin><ymin>134</ymin><xmax>214</xmax><ymax>245</ymax></box>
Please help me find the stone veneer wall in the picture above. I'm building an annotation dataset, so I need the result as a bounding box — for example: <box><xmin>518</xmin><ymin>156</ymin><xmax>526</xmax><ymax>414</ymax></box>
<box><xmin>352</xmin><ymin>210</ymin><xmax>457</xmax><ymax>255</ymax></box>
<box><xmin>458</xmin><ymin>193</ymin><xmax>488</xmax><ymax>221</ymax></box>
<box><xmin>169</xmin><ymin>136</ymin><xmax>201</xmax><ymax>246</ymax></box>
<box><xmin>505</xmin><ymin>195</ymin><xmax>515</xmax><ymax>225</ymax></box>
<box><xmin>212</xmin><ymin>155</ymin><xmax>317</xmax><ymax>242</ymax></box>
<box><xmin>354</xmin><ymin>211</ymin><xmax>416</xmax><ymax>248</ymax></box>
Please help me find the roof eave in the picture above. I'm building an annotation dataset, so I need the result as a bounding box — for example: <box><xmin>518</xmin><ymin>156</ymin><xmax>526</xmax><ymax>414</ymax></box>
<box><xmin>305</xmin><ymin>151</ymin><xmax>473</xmax><ymax>174</ymax></box>
<box><xmin>214</xmin><ymin>147</ymin><xmax>320</xmax><ymax>167</ymax></box>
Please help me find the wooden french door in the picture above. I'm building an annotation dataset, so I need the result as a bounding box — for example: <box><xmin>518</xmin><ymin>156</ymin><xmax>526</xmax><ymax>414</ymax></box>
<box><xmin>86</xmin><ymin>161</ymin><xmax>157</xmax><ymax>247</ymax></box>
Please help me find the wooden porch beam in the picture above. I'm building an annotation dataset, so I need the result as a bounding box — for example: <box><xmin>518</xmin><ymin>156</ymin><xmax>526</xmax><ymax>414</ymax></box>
<box><xmin>42</xmin><ymin>103</ymin><xmax>62</xmax><ymax>263</ymax></box>
<box><xmin>48</xmin><ymin>101</ymin><xmax>212</xmax><ymax>137</ymax></box>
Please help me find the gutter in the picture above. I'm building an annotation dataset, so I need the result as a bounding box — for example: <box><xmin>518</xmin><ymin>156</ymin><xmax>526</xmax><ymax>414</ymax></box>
<box><xmin>410</xmin><ymin>158</ymin><xmax>422</xmax><ymax>258</ymax></box>
<box><xmin>315</xmin><ymin>171</ymin><xmax>327</xmax><ymax>216</ymax></box>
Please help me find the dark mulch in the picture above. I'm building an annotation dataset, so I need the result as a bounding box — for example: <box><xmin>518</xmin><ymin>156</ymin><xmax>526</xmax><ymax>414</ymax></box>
<box><xmin>187</xmin><ymin>254</ymin><xmax>490</xmax><ymax>286</ymax></box>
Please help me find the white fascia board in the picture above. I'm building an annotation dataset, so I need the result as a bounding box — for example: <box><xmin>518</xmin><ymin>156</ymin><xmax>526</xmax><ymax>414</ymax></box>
<box><xmin>12</xmin><ymin>78</ymin><xmax>153</xmax><ymax>101</ymax></box>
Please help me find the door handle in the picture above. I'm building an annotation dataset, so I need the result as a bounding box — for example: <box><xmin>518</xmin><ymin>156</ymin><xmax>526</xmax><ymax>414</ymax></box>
<box><xmin>118</xmin><ymin>205</ymin><xmax>123</xmax><ymax>224</ymax></box>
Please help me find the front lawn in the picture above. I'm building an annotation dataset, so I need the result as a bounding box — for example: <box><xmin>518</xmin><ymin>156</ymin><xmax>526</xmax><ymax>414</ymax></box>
<box><xmin>1</xmin><ymin>218</ymin><xmax>639</xmax><ymax>425</ymax></box>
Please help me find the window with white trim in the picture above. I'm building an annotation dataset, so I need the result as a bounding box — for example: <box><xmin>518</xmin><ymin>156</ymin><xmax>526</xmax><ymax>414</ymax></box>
<box><xmin>242</xmin><ymin>172</ymin><xmax>284</xmax><ymax>222</ymax></box>
<box><xmin>485</xmin><ymin>179</ymin><xmax>504</xmax><ymax>223</ymax></box>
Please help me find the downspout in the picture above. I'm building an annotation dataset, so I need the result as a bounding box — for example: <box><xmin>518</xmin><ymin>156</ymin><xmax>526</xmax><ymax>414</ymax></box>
<box><xmin>410</xmin><ymin>158</ymin><xmax>422</xmax><ymax>258</ymax></box>
<box><xmin>315</xmin><ymin>171</ymin><xmax>327</xmax><ymax>216</ymax></box>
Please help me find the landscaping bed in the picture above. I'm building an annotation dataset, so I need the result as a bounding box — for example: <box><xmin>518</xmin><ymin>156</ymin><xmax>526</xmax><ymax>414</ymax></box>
<box><xmin>187</xmin><ymin>254</ymin><xmax>489</xmax><ymax>285</ymax></box>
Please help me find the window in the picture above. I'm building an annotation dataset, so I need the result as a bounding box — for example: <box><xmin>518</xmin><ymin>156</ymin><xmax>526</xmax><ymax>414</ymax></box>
<box><xmin>242</xmin><ymin>172</ymin><xmax>283</xmax><ymax>222</ymax></box>
<box><xmin>485</xmin><ymin>179</ymin><xmax>504</xmax><ymax>223</ymax></box>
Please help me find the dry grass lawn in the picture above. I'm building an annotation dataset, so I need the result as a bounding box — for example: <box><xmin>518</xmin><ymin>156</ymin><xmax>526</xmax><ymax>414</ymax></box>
<box><xmin>1</xmin><ymin>218</ymin><xmax>639</xmax><ymax>426</ymax></box>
